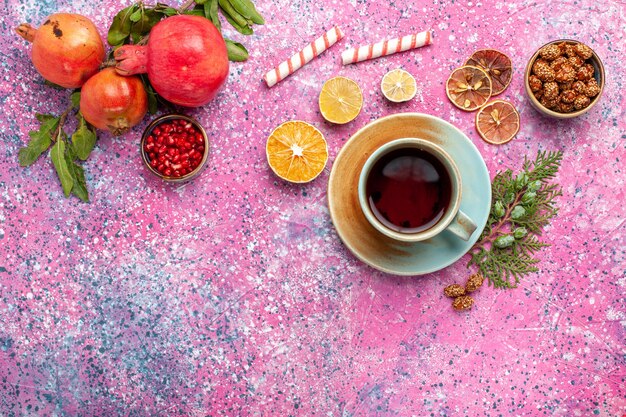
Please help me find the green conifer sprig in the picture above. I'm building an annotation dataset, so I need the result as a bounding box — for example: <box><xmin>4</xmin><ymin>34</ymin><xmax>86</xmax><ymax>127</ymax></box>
<box><xmin>468</xmin><ymin>150</ymin><xmax>563</xmax><ymax>288</ymax></box>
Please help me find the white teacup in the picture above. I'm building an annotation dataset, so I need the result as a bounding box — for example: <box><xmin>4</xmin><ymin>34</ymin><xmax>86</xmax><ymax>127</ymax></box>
<box><xmin>358</xmin><ymin>138</ymin><xmax>477</xmax><ymax>242</ymax></box>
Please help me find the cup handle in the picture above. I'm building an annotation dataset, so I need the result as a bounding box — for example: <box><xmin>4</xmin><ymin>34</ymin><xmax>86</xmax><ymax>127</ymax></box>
<box><xmin>445</xmin><ymin>210</ymin><xmax>477</xmax><ymax>241</ymax></box>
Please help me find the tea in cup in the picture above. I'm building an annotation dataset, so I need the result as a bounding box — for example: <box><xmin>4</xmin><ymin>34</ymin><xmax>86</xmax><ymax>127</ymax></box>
<box><xmin>358</xmin><ymin>138</ymin><xmax>477</xmax><ymax>242</ymax></box>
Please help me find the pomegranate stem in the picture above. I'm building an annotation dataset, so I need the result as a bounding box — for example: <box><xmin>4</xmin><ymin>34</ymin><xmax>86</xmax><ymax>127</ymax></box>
<box><xmin>51</xmin><ymin>104</ymin><xmax>74</xmax><ymax>142</ymax></box>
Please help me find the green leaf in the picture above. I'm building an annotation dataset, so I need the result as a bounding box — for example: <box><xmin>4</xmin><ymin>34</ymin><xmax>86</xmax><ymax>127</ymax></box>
<box><xmin>71</xmin><ymin>114</ymin><xmax>97</xmax><ymax>161</ymax></box>
<box><xmin>184</xmin><ymin>7</ymin><xmax>205</xmax><ymax>16</ymax></box>
<box><xmin>205</xmin><ymin>0</ymin><xmax>221</xmax><ymax>29</ymax></box>
<box><xmin>51</xmin><ymin>138</ymin><xmax>73</xmax><ymax>197</ymax></box>
<box><xmin>229</xmin><ymin>0</ymin><xmax>264</xmax><ymax>25</ymax></box>
<box><xmin>108</xmin><ymin>5</ymin><xmax>136</xmax><ymax>46</ymax></box>
<box><xmin>221</xmin><ymin>11</ymin><xmax>253</xmax><ymax>34</ymax></box>
<box><xmin>64</xmin><ymin>153</ymin><xmax>89</xmax><ymax>202</ymax></box>
<box><xmin>19</xmin><ymin>131</ymin><xmax>52</xmax><ymax>166</ymax></box>
<box><xmin>195</xmin><ymin>0</ymin><xmax>209</xmax><ymax>4</ymax></box>
<box><xmin>70</xmin><ymin>91</ymin><xmax>81</xmax><ymax>108</ymax></box>
<box><xmin>159</xmin><ymin>7</ymin><xmax>179</xmax><ymax>16</ymax></box>
<box><xmin>18</xmin><ymin>114</ymin><xmax>60</xmax><ymax>166</ymax></box>
<box><xmin>219</xmin><ymin>0</ymin><xmax>253</xmax><ymax>34</ymax></box>
<box><xmin>140</xmin><ymin>75</ymin><xmax>159</xmax><ymax>114</ymax></box>
<box><xmin>131</xmin><ymin>9</ymin><xmax>162</xmax><ymax>39</ymax></box>
<box><xmin>130</xmin><ymin>8</ymin><xmax>143</xmax><ymax>23</ymax></box>
<box><xmin>225</xmin><ymin>39</ymin><xmax>249</xmax><ymax>61</ymax></box>
<box><xmin>36</xmin><ymin>113</ymin><xmax>60</xmax><ymax>133</ymax></box>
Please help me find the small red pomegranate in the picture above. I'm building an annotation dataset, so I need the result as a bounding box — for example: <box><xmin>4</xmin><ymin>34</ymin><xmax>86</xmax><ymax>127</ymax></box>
<box><xmin>114</xmin><ymin>15</ymin><xmax>229</xmax><ymax>107</ymax></box>
<box><xmin>16</xmin><ymin>13</ymin><xmax>105</xmax><ymax>88</ymax></box>
<box><xmin>80</xmin><ymin>68</ymin><xmax>148</xmax><ymax>136</ymax></box>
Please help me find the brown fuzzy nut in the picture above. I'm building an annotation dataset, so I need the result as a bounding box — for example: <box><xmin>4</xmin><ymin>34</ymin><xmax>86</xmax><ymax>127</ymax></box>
<box><xmin>555</xmin><ymin>63</ymin><xmax>576</xmax><ymax>83</ymax></box>
<box><xmin>557</xmin><ymin>101</ymin><xmax>575</xmax><ymax>113</ymax></box>
<box><xmin>543</xmin><ymin>81</ymin><xmax>559</xmax><ymax>100</ymax></box>
<box><xmin>574</xmin><ymin>43</ymin><xmax>594</xmax><ymax>60</ymax></box>
<box><xmin>452</xmin><ymin>295</ymin><xmax>474</xmax><ymax>311</ymax></box>
<box><xmin>532</xmin><ymin>58</ymin><xmax>549</xmax><ymax>72</ymax></box>
<box><xmin>574</xmin><ymin>95</ymin><xmax>591</xmax><ymax>110</ymax></box>
<box><xmin>560</xmin><ymin>89</ymin><xmax>577</xmax><ymax>104</ymax></box>
<box><xmin>528</xmin><ymin>75</ymin><xmax>543</xmax><ymax>92</ymax></box>
<box><xmin>564</xmin><ymin>43</ymin><xmax>577</xmax><ymax>58</ymax></box>
<box><xmin>550</xmin><ymin>56</ymin><xmax>568</xmax><ymax>72</ymax></box>
<box><xmin>558</xmin><ymin>81</ymin><xmax>573</xmax><ymax>91</ymax></box>
<box><xmin>576</xmin><ymin>64</ymin><xmax>595</xmax><ymax>81</ymax></box>
<box><xmin>465</xmin><ymin>273</ymin><xmax>485</xmax><ymax>293</ymax></box>
<box><xmin>573</xmin><ymin>80</ymin><xmax>587</xmax><ymax>94</ymax></box>
<box><xmin>556</xmin><ymin>42</ymin><xmax>568</xmax><ymax>54</ymax></box>
<box><xmin>585</xmin><ymin>79</ymin><xmax>601</xmax><ymax>97</ymax></box>
<box><xmin>568</xmin><ymin>55</ymin><xmax>584</xmax><ymax>69</ymax></box>
<box><xmin>533</xmin><ymin>59</ymin><xmax>556</xmax><ymax>82</ymax></box>
<box><xmin>539</xmin><ymin>44</ymin><xmax>562</xmax><ymax>61</ymax></box>
<box><xmin>533</xmin><ymin>88</ymin><xmax>544</xmax><ymax>100</ymax></box>
<box><xmin>540</xmin><ymin>96</ymin><xmax>559</xmax><ymax>109</ymax></box>
<box><xmin>444</xmin><ymin>284</ymin><xmax>466</xmax><ymax>298</ymax></box>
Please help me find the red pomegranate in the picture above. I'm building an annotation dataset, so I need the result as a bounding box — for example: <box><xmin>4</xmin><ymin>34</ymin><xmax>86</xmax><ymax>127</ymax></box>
<box><xmin>16</xmin><ymin>13</ymin><xmax>105</xmax><ymax>88</ymax></box>
<box><xmin>80</xmin><ymin>68</ymin><xmax>148</xmax><ymax>136</ymax></box>
<box><xmin>114</xmin><ymin>15</ymin><xmax>229</xmax><ymax>107</ymax></box>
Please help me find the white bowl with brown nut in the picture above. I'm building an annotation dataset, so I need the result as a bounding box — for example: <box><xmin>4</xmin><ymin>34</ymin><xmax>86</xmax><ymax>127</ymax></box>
<box><xmin>524</xmin><ymin>40</ymin><xmax>604</xmax><ymax>119</ymax></box>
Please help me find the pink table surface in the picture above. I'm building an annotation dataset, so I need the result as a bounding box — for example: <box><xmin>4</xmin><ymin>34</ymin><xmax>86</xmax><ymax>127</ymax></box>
<box><xmin>1</xmin><ymin>0</ymin><xmax>625</xmax><ymax>416</ymax></box>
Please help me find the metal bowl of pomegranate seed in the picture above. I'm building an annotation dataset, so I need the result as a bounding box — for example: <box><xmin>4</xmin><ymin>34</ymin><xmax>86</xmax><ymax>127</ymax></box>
<box><xmin>141</xmin><ymin>114</ymin><xmax>209</xmax><ymax>182</ymax></box>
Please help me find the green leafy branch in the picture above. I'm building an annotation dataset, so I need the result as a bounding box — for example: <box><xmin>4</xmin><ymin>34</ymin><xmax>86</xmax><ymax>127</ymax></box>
<box><xmin>468</xmin><ymin>150</ymin><xmax>564</xmax><ymax>288</ymax></box>
<box><xmin>107</xmin><ymin>0</ymin><xmax>264</xmax><ymax>62</ymax></box>
<box><xmin>18</xmin><ymin>92</ymin><xmax>96</xmax><ymax>202</ymax></box>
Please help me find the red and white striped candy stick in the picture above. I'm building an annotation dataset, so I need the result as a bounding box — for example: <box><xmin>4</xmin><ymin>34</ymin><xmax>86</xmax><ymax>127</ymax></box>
<box><xmin>341</xmin><ymin>31</ymin><xmax>432</xmax><ymax>65</ymax></box>
<box><xmin>263</xmin><ymin>26</ymin><xmax>344</xmax><ymax>88</ymax></box>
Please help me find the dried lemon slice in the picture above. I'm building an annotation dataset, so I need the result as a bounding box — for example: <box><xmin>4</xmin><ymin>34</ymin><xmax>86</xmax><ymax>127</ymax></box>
<box><xmin>466</xmin><ymin>49</ymin><xmax>513</xmax><ymax>95</ymax></box>
<box><xmin>475</xmin><ymin>100</ymin><xmax>520</xmax><ymax>145</ymax></box>
<box><xmin>319</xmin><ymin>76</ymin><xmax>363</xmax><ymax>124</ymax></box>
<box><xmin>381</xmin><ymin>69</ymin><xmax>417</xmax><ymax>102</ymax></box>
<box><xmin>445</xmin><ymin>65</ymin><xmax>492</xmax><ymax>111</ymax></box>
<box><xmin>266</xmin><ymin>121</ymin><xmax>328</xmax><ymax>183</ymax></box>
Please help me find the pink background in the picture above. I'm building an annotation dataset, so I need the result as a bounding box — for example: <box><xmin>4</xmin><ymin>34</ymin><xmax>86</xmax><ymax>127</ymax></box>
<box><xmin>1</xmin><ymin>0</ymin><xmax>625</xmax><ymax>415</ymax></box>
